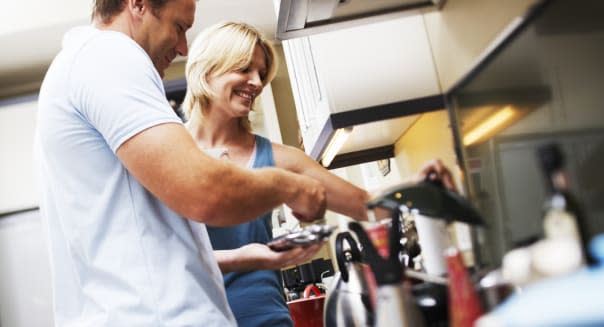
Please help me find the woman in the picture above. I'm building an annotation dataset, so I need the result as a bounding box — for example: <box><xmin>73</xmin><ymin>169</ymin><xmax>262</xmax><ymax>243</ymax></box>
<box><xmin>182</xmin><ymin>21</ymin><xmax>457</xmax><ymax>327</ymax></box>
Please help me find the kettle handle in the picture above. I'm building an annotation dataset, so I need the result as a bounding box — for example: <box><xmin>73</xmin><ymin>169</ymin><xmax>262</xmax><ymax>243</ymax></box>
<box><xmin>335</xmin><ymin>232</ymin><xmax>361</xmax><ymax>282</ymax></box>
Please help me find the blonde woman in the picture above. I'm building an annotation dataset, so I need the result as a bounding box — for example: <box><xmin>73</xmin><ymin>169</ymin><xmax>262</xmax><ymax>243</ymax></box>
<box><xmin>183</xmin><ymin>22</ymin><xmax>457</xmax><ymax>327</ymax></box>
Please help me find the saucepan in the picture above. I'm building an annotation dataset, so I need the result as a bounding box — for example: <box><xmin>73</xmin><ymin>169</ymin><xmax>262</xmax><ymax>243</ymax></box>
<box><xmin>287</xmin><ymin>284</ymin><xmax>325</xmax><ymax>327</ymax></box>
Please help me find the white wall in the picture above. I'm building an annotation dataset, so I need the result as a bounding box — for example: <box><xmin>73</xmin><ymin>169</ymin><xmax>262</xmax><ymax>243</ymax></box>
<box><xmin>0</xmin><ymin>210</ymin><xmax>53</xmax><ymax>327</ymax></box>
<box><xmin>0</xmin><ymin>97</ymin><xmax>38</xmax><ymax>213</ymax></box>
<box><xmin>0</xmin><ymin>97</ymin><xmax>51</xmax><ymax>326</ymax></box>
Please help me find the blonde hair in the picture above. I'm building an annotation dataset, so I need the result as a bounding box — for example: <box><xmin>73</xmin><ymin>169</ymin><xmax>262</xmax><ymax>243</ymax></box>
<box><xmin>183</xmin><ymin>21</ymin><xmax>278</xmax><ymax>131</ymax></box>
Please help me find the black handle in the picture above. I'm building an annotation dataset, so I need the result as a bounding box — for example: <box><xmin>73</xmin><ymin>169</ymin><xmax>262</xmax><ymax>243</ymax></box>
<box><xmin>335</xmin><ymin>232</ymin><xmax>361</xmax><ymax>282</ymax></box>
<box><xmin>350</xmin><ymin>216</ymin><xmax>403</xmax><ymax>286</ymax></box>
<box><xmin>424</xmin><ymin>172</ymin><xmax>444</xmax><ymax>188</ymax></box>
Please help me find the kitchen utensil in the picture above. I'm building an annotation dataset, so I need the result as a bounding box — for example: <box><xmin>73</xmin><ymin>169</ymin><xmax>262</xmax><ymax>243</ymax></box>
<box><xmin>268</xmin><ymin>224</ymin><xmax>336</xmax><ymax>252</ymax></box>
<box><xmin>324</xmin><ymin>231</ymin><xmax>375</xmax><ymax>327</ymax></box>
<box><xmin>287</xmin><ymin>284</ymin><xmax>326</xmax><ymax>327</ymax></box>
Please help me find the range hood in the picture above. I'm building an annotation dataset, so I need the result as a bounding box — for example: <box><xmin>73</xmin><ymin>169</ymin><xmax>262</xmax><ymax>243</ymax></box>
<box><xmin>276</xmin><ymin>0</ymin><xmax>446</xmax><ymax>40</ymax></box>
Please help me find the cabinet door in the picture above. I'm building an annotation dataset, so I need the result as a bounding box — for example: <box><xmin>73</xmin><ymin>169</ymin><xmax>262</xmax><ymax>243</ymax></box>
<box><xmin>546</xmin><ymin>36</ymin><xmax>604</xmax><ymax>130</ymax></box>
<box><xmin>309</xmin><ymin>15</ymin><xmax>440</xmax><ymax>113</ymax></box>
<box><xmin>282</xmin><ymin>37</ymin><xmax>330</xmax><ymax>153</ymax></box>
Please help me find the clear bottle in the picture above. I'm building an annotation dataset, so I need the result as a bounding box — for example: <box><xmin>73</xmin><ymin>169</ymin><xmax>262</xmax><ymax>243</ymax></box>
<box><xmin>537</xmin><ymin>143</ymin><xmax>594</xmax><ymax>266</ymax></box>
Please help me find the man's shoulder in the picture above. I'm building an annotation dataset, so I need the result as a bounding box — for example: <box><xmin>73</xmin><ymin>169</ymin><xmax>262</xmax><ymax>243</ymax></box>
<box><xmin>75</xmin><ymin>28</ymin><xmax>148</xmax><ymax>64</ymax></box>
<box><xmin>66</xmin><ymin>28</ymin><xmax>158</xmax><ymax>86</ymax></box>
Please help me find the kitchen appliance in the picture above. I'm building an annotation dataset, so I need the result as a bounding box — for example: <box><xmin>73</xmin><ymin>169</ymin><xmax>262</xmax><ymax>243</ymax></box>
<box><xmin>345</xmin><ymin>179</ymin><xmax>485</xmax><ymax>326</ymax></box>
<box><xmin>324</xmin><ymin>231</ymin><xmax>375</xmax><ymax>327</ymax></box>
<box><xmin>372</xmin><ymin>177</ymin><xmax>484</xmax><ymax>274</ymax></box>
<box><xmin>349</xmin><ymin>204</ymin><xmax>426</xmax><ymax>327</ymax></box>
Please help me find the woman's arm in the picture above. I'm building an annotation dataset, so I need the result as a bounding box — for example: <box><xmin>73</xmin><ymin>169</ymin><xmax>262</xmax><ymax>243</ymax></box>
<box><xmin>273</xmin><ymin>143</ymin><xmax>459</xmax><ymax>221</ymax></box>
<box><xmin>214</xmin><ymin>243</ymin><xmax>324</xmax><ymax>273</ymax></box>
<box><xmin>273</xmin><ymin>143</ymin><xmax>370</xmax><ymax>220</ymax></box>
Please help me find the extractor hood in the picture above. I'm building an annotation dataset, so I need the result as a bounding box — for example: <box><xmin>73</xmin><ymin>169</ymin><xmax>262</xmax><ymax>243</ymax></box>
<box><xmin>276</xmin><ymin>0</ymin><xmax>446</xmax><ymax>40</ymax></box>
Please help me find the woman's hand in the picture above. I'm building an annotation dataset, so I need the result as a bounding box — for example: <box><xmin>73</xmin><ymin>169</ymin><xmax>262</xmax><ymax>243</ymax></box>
<box><xmin>232</xmin><ymin>242</ymin><xmax>325</xmax><ymax>271</ymax></box>
<box><xmin>415</xmin><ymin>159</ymin><xmax>459</xmax><ymax>192</ymax></box>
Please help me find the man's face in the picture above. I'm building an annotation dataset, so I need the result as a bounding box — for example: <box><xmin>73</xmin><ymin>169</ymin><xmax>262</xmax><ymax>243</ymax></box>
<box><xmin>141</xmin><ymin>0</ymin><xmax>195</xmax><ymax>77</ymax></box>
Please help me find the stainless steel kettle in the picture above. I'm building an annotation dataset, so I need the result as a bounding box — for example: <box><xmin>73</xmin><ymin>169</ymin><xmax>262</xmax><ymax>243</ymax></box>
<box><xmin>349</xmin><ymin>205</ymin><xmax>427</xmax><ymax>327</ymax></box>
<box><xmin>324</xmin><ymin>231</ymin><xmax>375</xmax><ymax>327</ymax></box>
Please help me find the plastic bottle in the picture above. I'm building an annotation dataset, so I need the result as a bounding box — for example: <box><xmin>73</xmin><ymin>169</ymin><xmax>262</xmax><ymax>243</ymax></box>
<box><xmin>445</xmin><ymin>247</ymin><xmax>484</xmax><ymax>327</ymax></box>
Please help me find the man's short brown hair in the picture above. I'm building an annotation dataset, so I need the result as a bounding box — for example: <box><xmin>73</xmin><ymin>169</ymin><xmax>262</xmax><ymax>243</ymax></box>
<box><xmin>92</xmin><ymin>0</ymin><xmax>170</xmax><ymax>24</ymax></box>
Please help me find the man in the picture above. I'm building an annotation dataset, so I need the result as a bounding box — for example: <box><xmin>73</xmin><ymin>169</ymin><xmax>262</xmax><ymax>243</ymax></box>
<box><xmin>35</xmin><ymin>0</ymin><xmax>326</xmax><ymax>325</ymax></box>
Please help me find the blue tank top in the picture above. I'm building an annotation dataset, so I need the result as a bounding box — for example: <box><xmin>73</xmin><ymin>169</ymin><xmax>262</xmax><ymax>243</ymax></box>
<box><xmin>207</xmin><ymin>135</ymin><xmax>293</xmax><ymax>327</ymax></box>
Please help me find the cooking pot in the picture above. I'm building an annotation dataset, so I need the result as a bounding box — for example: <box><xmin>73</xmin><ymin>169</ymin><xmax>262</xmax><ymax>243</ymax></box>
<box><xmin>288</xmin><ymin>284</ymin><xmax>325</xmax><ymax>327</ymax></box>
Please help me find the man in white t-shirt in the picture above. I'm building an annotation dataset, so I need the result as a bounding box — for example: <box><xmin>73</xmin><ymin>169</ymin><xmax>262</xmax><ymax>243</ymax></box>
<box><xmin>35</xmin><ymin>0</ymin><xmax>327</xmax><ymax>325</ymax></box>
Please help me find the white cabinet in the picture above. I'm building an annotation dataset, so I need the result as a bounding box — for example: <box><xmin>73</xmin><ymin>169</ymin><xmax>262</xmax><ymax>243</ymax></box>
<box><xmin>308</xmin><ymin>15</ymin><xmax>440</xmax><ymax>113</ymax></box>
<box><xmin>282</xmin><ymin>37</ymin><xmax>330</xmax><ymax>155</ymax></box>
<box><xmin>282</xmin><ymin>14</ymin><xmax>443</xmax><ymax>166</ymax></box>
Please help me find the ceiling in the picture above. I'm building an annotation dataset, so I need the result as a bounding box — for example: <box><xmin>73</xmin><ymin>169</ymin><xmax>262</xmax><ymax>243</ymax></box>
<box><xmin>0</xmin><ymin>0</ymin><xmax>278</xmax><ymax>99</ymax></box>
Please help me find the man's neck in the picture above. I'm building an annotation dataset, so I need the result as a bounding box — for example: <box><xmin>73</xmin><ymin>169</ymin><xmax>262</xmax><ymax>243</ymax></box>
<box><xmin>93</xmin><ymin>13</ymin><xmax>134</xmax><ymax>39</ymax></box>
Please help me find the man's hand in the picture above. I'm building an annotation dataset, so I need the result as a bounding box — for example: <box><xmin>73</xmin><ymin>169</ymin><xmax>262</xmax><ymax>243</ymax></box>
<box><xmin>286</xmin><ymin>174</ymin><xmax>327</xmax><ymax>223</ymax></box>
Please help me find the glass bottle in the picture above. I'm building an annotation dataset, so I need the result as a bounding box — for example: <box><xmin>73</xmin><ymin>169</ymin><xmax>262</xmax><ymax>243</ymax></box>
<box><xmin>537</xmin><ymin>143</ymin><xmax>594</xmax><ymax>265</ymax></box>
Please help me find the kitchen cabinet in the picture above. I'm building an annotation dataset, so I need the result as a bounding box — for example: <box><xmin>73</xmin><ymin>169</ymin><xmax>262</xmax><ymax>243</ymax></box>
<box><xmin>423</xmin><ymin>0</ymin><xmax>538</xmax><ymax>91</ymax></box>
<box><xmin>282</xmin><ymin>14</ymin><xmax>444</xmax><ymax>168</ymax></box>
<box><xmin>275</xmin><ymin>0</ymin><xmax>444</xmax><ymax>40</ymax></box>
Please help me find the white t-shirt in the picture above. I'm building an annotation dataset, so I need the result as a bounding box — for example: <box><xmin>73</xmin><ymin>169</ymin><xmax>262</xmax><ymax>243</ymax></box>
<box><xmin>35</xmin><ymin>26</ymin><xmax>236</xmax><ymax>327</ymax></box>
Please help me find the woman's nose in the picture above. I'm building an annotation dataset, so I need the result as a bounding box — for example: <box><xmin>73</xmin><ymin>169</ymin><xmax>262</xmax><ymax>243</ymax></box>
<box><xmin>248</xmin><ymin>72</ymin><xmax>263</xmax><ymax>88</ymax></box>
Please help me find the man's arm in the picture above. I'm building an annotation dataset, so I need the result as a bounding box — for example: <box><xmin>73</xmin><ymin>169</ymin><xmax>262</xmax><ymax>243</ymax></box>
<box><xmin>116</xmin><ymin>123</ymin><xmax>326</xmax><ymax>226</ymax></box>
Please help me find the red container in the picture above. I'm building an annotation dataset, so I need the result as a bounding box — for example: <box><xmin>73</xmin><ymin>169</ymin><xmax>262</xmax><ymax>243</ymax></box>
<box><xmin>446</xmin><ymin>247</ymin><xmax>484</xmax><ymax>327</ymax></box>
<box><xmin>287</xmin><ymin>285</ymin><xmax>325</xmax><ymax>327</ymax></box>
<box><xmin>367</xmin><ymin>222</ymin><xmax>390</xmax><ymax>259</ymax></box>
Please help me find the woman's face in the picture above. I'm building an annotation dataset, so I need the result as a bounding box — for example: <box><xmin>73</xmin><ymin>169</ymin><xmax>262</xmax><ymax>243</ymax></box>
<box><xmin>207</xmin><ymin>44</ymin><xmax>268</xmax><ymax>118</ymax></box>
